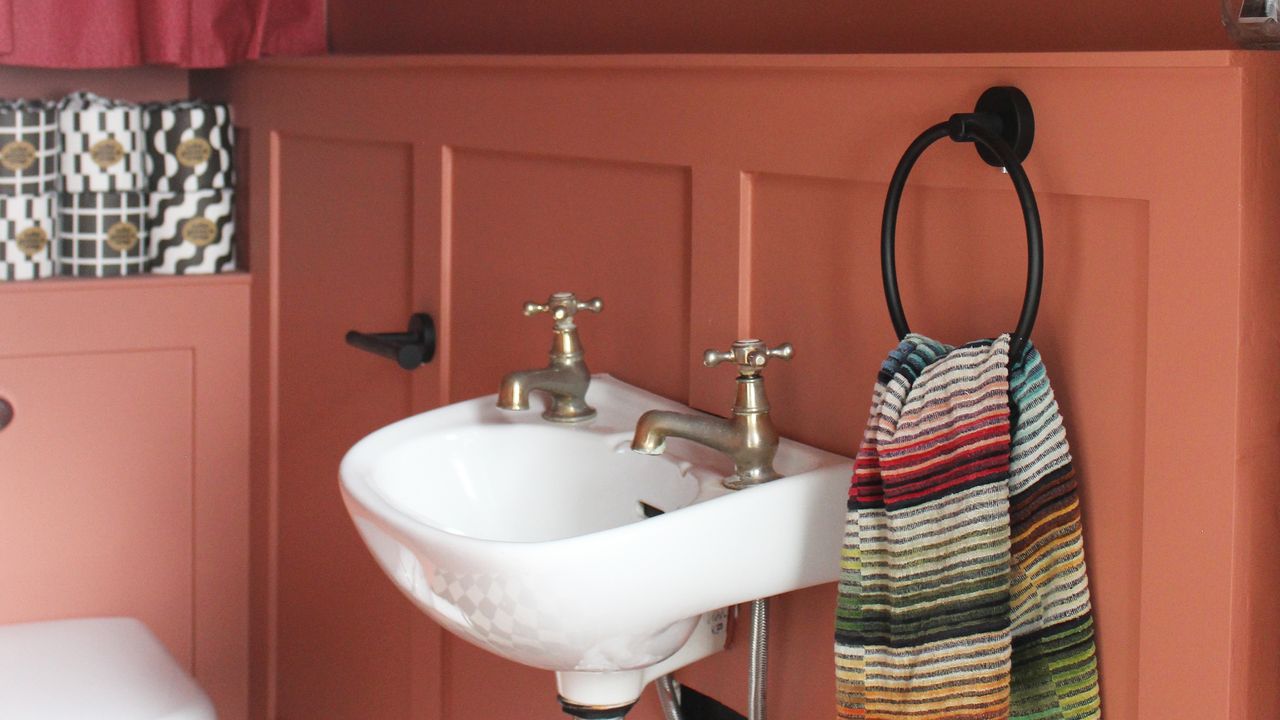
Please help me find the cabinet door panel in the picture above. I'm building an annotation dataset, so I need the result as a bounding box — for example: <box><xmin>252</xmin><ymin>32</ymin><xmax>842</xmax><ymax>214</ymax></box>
<box><xmin>0</xmin><ymin>350</ymin><xmax>194</xmax><ymax>662</ymax></box>
<box><xmin>0</xmin><ymin>276</ymin><xmax>249</xmax><ymax>720</ymax></box>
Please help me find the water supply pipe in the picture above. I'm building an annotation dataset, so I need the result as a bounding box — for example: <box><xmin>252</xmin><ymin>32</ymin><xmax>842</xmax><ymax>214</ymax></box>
<box><xmin>656</xmin><ymin>675</ymin><xmax>683</xmax><ymax>720</ymax></box>
<box><xmin>747</xmin><ymin>598</ymin><xmax>769</xmax><ymax>720</ymax></box>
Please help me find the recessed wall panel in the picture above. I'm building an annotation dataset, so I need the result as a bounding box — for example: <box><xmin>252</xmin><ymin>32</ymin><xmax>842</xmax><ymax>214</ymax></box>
<box><xmin>0</xmin><ymin>350</ymin><xmax>194</xmax><ymax>662</ymax></box>
<box><xmin>276</xmin><ymin>135</ymin><xmax>417</xmax><ymax>720</ymax></box>
<box><xmin>448</xmin><ymin>149</ymin><xmax>692</xmax><ymax>404</ymax></box>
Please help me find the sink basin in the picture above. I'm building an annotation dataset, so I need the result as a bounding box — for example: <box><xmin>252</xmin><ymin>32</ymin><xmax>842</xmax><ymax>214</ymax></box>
<box><xmin>340</xmin><ymin>375</ymin><xmax>850</xmax><ymax>710</ymax></box>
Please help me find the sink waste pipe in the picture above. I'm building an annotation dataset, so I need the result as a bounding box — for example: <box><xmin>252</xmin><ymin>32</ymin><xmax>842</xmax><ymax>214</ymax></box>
<box><xmin>559</xmin><ymin>695</ymin><xmax>637</xmax><ymax>719</ymax></box>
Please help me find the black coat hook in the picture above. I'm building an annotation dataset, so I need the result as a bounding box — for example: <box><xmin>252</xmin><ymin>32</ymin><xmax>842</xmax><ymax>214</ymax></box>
<box><xmin>880</xmin><ymin>86</ymin><xmax>1043</xmax><ymax>361</ymax></box>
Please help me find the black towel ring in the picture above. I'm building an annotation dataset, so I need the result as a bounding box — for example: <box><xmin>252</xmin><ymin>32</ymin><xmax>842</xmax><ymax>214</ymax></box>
<box><xmin>881</xmin><ymin>86</ymin><xmax>1043</xmax><ymax>361</ymax></box>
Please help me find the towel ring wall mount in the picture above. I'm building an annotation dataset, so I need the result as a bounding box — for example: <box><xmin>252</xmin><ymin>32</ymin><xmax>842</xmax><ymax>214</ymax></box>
<box><xmin>881</xmin><ymin>86</ymin><xmax>1043</xmax><ymax>360</ymax></box>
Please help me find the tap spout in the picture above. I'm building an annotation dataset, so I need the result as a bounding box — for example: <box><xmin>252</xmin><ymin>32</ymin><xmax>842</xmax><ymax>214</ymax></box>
<box><xmin>631</xmin><ymin>407</ymin><xmax>781</xmax><ymax>488</ymax></box>
<box><xmin>497</xmin><ymin>362</ymin><xmax>595</xmax><ymax>422</ymax></box>
<box><xmin>498</xmin><ymin>367</ymin><xmax>555</xmax><ymax>410</ymax></box>
<box><xmin>631</xmin><ymin>410</ymin><xmax>738</xmax><ymax>457</ymax></box>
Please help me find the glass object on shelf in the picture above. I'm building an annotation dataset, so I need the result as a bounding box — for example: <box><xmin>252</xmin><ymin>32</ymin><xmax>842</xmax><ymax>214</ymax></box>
<box><xmin>1224</xmin><ymin>0</ymin><xmax>1280</xmax><ymax>48</ymax></box>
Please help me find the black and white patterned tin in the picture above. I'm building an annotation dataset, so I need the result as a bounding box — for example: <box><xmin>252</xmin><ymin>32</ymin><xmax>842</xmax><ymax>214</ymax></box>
<box><xmin>0</xmin><ymin>100</ymin><xmax>57</xmax><ymax>196</ymax></box>
<box><xmin>147</xmin><ymin>189</ymin><xmax>235</xmax><ymax>275</ymax></box>
<box><xmin>143</xmin><ymin>100</ymin><xmax>234</xmax><ymax>193</ymax></box>
<box><xmin>0</xmin><ymin>193</ymin><xmax>56</xmax><ymax>281</ymax></box>
<box><xmin>57</xmin><ymin>92</ymin><xmax>145</xmax><ymax>193</ymax></box>
<box><xmin>57</xmin><ymin>191</ymin><xmax>147</xmax><ymax>277</ymax></box>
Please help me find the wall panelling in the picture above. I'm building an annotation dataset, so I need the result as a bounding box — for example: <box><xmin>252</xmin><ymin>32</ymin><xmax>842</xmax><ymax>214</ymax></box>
<box><xmin>201</xmin><ymin>52</ymin><xmax>1280</xmax><ymax>719</ymax></box>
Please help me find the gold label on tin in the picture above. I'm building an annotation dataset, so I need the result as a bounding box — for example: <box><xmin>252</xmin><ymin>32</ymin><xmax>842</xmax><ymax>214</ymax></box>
<box><xmin>89</xmin><ymin>138</ymin><xmax>126</xmax><ymax>170</ymax></box>
<box><xmin>175</xmin><ymin>137</ymin><xmax>213</xmax><ymax>168</ymax></box>
<box><xmin>0</xmin><ymin>141</ymin><xmax>37</xmax><ymax>171</ymax></box>
<box><xmin>15</xmin><ymin>226</ymin><xmax>47</xmax><ymax>258</ymax></box>
<box><xmin>105</xmin><ymin>222</ymin><xmax>139</xmax><ymax>252</ymax></box>
<box><xmin>182</xmin><ymin>217</ymin><xmax>218</xmax><ymax>247</ymax></box>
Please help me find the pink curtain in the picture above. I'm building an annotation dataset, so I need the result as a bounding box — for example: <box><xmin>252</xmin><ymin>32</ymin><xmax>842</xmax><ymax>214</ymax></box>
<box><xmin>0</xmin><ymin>0</ymin><xmax>325</xmax><ymax>68</ymax></box>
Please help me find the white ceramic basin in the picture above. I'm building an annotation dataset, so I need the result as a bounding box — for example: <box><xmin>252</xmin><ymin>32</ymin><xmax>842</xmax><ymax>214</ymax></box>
<box><xmin>340</xmin><ymin>375</ymin><xmax>850</xmax><ymax>709</ymax></box>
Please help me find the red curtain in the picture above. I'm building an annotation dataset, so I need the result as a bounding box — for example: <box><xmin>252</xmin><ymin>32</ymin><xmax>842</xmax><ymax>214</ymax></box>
<box><xmin>0</xmin><ymin>0</ymin><xmax>325</xmax><ymax>68</ymax></box>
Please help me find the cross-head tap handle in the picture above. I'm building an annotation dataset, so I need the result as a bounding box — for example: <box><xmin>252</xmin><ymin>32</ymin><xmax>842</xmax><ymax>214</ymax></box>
<box><xmin>703</xmin><ymin>338</ymin><xmax>794</xmax><ymax>376</ymax></box>
<box><xmin>522</xmin><ymin>292</ymin><xmax>603</xmax><ymax>327</ymax></box>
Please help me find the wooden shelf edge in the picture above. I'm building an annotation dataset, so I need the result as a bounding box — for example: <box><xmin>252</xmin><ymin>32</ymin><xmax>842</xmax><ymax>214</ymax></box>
<box><xmin>0</xmin><ymin>272</ymin><xmax>252</xmax><ymax>295</ymax></box>
<box><xmin>248</xmin><ymin>49</ymin><xmax>1245</xmax><ymax>73</ymax></box>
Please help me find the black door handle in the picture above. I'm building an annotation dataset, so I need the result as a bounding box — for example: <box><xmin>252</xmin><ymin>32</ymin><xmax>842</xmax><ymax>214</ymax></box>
<box><xmin>0</xmin><ymin>398</ymin><xmax>11</xmax><ymax>431</ymax></box>
<box><xmin>346</xmin><ymin>313</ymin><xmax>436</xmax><ymax>371</ymax></box>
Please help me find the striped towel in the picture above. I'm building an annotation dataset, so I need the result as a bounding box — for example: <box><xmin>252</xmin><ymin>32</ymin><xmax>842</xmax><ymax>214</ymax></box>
<box><xmin>835</xmin><ymin>334</ymin><xmax>1100</xmax><ymax>719</ymax></box>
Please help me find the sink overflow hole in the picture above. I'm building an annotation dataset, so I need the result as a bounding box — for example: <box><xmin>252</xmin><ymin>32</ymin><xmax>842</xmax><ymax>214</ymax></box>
<box><xmin>639</xmin><ymin>501</ymin><xmax>666</xmax><ymax>518</ymax></box>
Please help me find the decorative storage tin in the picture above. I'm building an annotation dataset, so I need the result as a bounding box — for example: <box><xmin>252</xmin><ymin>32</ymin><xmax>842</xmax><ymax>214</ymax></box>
<box><xmin>0</xmin><ymin>193</ymin><xmax>56</xmax><ymax>280</ymax></box>
<box><xmin>57</xmin><ymin>191</ymin><xmax>147</xmax><ymax>277</ymax></box>
<box><xmin>143</xmin><ymin>100</ymin><xmax>234</xmax><ymax>193</ymax></box>
<box><xmin>58</xmin><ymin>92</ymin><xmax>145</xmax><ymax>193</ymax></box>
<box><xmin>147</xmin><ymin>189</ymin><xmax>235</xmax><ymax>275</ymax></box>
<box><xmin>0</xmin><ymin>100</ymin><xmax>57</xmax><ymax>196</ymax></box>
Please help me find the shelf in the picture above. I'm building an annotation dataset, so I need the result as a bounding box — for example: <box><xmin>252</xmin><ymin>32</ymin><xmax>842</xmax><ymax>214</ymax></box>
<box><xmin>258</xmin><ymin>50</ymin><xmax>1249</xmax><ymax>72</ymax></box>
<box><xmin>0</xmin><ymin>272</ymin><xmax>251</xmax><ymax>295</ymax></box>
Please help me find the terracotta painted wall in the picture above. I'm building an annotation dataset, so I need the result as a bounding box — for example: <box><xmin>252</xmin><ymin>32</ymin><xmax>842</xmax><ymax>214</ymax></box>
<box><xmin>201</xmin><ymin>51</ymin><xmax>1280</xmax><ymax>720</ymax></box>
<box><xmin>328</xmin><ymin>0</ymin><xmax>1230</xmax><ymax>55</ymax></box>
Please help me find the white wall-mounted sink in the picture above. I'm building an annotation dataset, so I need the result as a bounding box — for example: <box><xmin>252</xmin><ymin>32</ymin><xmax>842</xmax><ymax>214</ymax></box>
<box><xmin>340</xmin><ymin>375</ymin><xmax>850</xmax><ymax>711</ymax></box>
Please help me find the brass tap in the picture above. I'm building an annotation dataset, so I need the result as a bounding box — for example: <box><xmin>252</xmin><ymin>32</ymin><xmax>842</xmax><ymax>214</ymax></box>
<box><xmin>631</xmin><ymin>339</ymin><xmax>793</xmax><ymax>490</ymax></box>
<box><xmin>497</xmin><ymin>292</ymin><xmax>603</xmax><ymax>423</ymax></box>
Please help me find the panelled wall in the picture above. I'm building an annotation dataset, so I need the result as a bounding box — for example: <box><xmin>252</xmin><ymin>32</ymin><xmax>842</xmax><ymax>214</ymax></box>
<box><xmin>200</xmin><ymin>52</ymin><xmax>1280</xmax><ymax>719</ymax></box>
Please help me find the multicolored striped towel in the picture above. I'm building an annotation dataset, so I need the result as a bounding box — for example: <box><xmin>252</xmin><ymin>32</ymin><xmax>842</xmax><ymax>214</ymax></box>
<box><xmin>836</xmin><ymin>334</ymin><xmax>1100</xmax><ymax>719</ymax></box>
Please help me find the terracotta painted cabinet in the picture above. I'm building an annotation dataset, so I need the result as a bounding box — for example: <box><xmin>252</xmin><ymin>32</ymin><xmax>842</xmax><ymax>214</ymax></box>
<box><xmin>207</xmin><ymin>51</ymin><xmax>1280</xmax><ymax>720</ymax></box>
<box><xmin>0</xmin><ymin>275</ymin><xmax>250</xmax><ymax>719</ymax></box>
